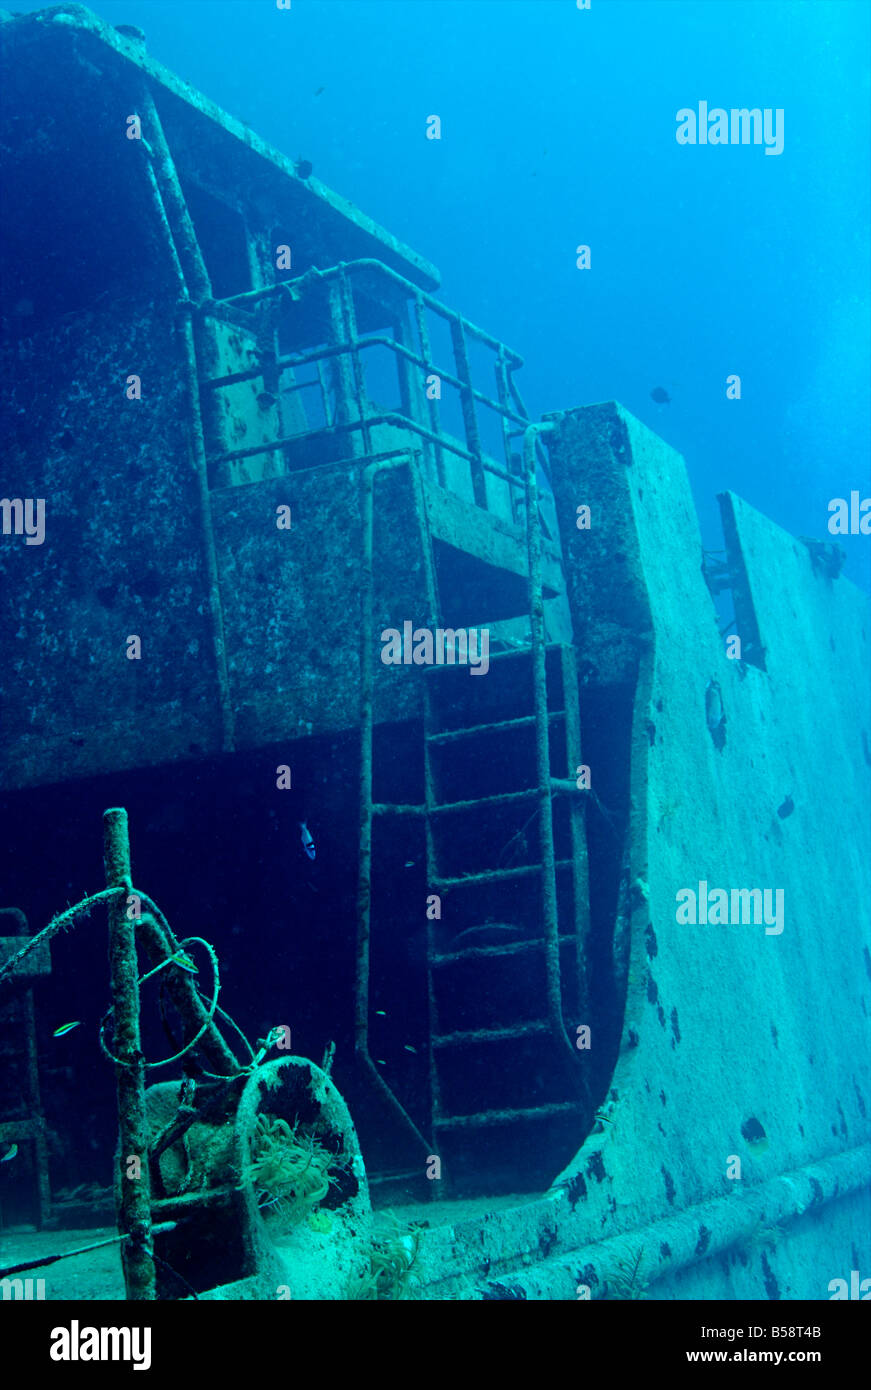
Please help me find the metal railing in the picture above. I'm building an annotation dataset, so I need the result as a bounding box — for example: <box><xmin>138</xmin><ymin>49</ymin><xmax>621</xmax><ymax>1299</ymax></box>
<box><xmin>200</xmin><ymin>259</ymin><xmax>551</xmax><ymax>516</ymax></box>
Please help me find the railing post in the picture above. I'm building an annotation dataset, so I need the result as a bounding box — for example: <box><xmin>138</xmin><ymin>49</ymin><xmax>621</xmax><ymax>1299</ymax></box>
<box><xmin>450</xmin><ymin>319</ymin><xmax>487</xmax><ymax>508</ymax></box>
<box><xmin>413</xmin><ymin>295</ymin><xmax>446</xmax><ymax>488</ymax></box>
<box><xmin>522</xmin><ymin>426</ymin><xmax>578</xmax><ymax>1070</ymax></box>
<box><xmin>104</xmin><ymin>808</ymin><xmax>155</xmax><ymax>1301</ymax></box>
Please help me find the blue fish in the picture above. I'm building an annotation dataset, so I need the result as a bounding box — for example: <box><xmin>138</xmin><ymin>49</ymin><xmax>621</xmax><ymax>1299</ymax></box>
<box><xmin>300</xmin><ymin>821</ymin><xmax>316</xmax><ymax>861</ymax></box>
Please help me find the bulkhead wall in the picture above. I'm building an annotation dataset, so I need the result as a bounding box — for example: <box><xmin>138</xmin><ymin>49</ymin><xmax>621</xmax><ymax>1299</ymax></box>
<box><xmin>416</xmin><ymin>403</ymin><xmax>870</xmax><ymax>1299</ymax></box>
<box><xmin>0</xmin><ymin>306</ymin><xmax>225</xmax><ymax>789</ymax></box>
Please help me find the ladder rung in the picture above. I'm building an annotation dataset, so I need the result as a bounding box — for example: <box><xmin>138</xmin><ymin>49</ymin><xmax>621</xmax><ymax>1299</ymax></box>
<box><xmin>371</xmin><ymin>802</ymin><xmax>426</xmax><ymax>816</ymax></box>
<box><xmin>433</xmin><ymin>857</ymin><xmax>576</xmax><ymax>891</ymax></box>
<box><xmin>551</xmin><ymin>778</ymin><xmax>585</xmax><ymax>796</ymax></box>
<box><xmin>426</xmin><ymin>712</ymin><xmax>565</xmax><ymax>745</ymax></box>
<box><xmin>429</xmin><ymin>788</ymin><xmax>537</xmax><ymax>816</ymax></box>
<box><xmin>423</xmin><ymin>644</ymin><xmax>531</xmax><ymax>669</ymax></box>
<box><xmin>434</xmin><ymin>1101</ymin><xmax>581</xmax><ymax>1132</ymax></box>
<box><xmin>423</xmin><ymin>639</ymin><xmax>573</xmax><ymax>672</ymax></box>
<box><xmin>433</xmin><ymin>1021</ymin><xmax>550</xmax><ymax>1049</ymax></box>
<box><xmin>434</xmin><ymin>863</ymin><xmax>541</xmax><ymax>889</ymax></box>
<box><xmin>432</xmin><ymin>933</ymin><xmax>578</xmax><ymax>965</ymax></box>
<box><xmin>150</xmin><ymin>1185</ymin><xmax>240</xmax><ymax>1212</ymax></box>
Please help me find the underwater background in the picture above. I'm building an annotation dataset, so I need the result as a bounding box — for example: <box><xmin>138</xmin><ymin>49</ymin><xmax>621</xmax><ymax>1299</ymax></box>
<box><xmin>1</xmin><ymin>0</ymin><xmax>869</xmax><ymax>1304</ymax></box>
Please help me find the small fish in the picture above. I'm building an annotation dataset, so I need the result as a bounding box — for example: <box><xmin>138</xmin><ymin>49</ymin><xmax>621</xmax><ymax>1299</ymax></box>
<box><xmin>170</xmin><ymin>950</ymin><xmax>198</xmax><ymax>974</ymax></box>
<box><xmin>376</xmin><ymin>1010</ymin><xmax>386</xmax><ymax>1016</ymax></box>
<box><xmin>256</xmin><ymin>391</ymin><xmax>278</xmax><ymax>410</ymax></box>
<box><xmin>377</xmin><ymin>1059</ymin><xmax>386</xmax><ymax>1066</ymax></box>
<box><xmin>650</xmin><ymin>386</ymin><xmax>671</xmax><ymax>405</ymax></box>
<box><xmin>300</xmin><ymin>820</ymin><xmax>316</xmax><ymax>861</ymax></box>
<box><xmin>404</xmin><ymin>860</ymin><xmax>415</xmax><ymax>869</ymax></box>
<box><xmin>295</xmin><ymin>157</ymin><xmax>313</xmax><ymax>179</ymax></box>
<box><xmin>1</xmin><ymin>1143</ymin><xmax>18</xmax><ymax>1162</ymax></box>
<box><xmin>53</xmin><ymin>1021</ymin><xmax>81</xmax><ymax>1038</ymax></box>
<box><xmin>403</xmin><ymin>1045</ymin><xmax>417</xmax><ymax>1054</ymax></box>
<box><xmin>705</xmin><ymin>679</ymin><xmax>727</xmax><ymax>751</ymax></box>
<box><xmin>314</xmin><ymin>86</ymin><xmax>325</xmax><ymax>96</ymax></box>
<box><xmin>704</xmin><ymin>679</ymin><xmax>725</xmax><ymax>732</ymax></box>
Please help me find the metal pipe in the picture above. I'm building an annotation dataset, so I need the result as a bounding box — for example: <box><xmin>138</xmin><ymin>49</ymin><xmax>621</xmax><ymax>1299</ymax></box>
<box><xmin>104</xmin><ymin>808</ymin><xmax>155</xmax><ymax>1302</ymax></box>
<box><xmin>450</xmin><ymin>318</ymin><xmax>486</xmax><ymax>508</ymax></box>
<box><xmin>523</xmin><ymin>424</ymin><xmax>578</xmax><ymax>1068</ymax></box>
<box><xmin>219</xmin><ymin>258</ymin><xmax>525</xmax><ymax>364</ymax></box>
<box><xmin>413</xmin><ymin>292</ymin><xmax>446</xmax><ymax>486</ymax></box>
<box><xmin>338</xmin><ymin>265</ymin><xmax>373</xmax><ymax>457</ymax></box>
<box><xmin>559</xmin><ymin>644</ymin><xmax>592</xmax><ymax>1039</ymax></box>
<box><xmin>139</xmin><ymin>88</ymin><xmax>212</xmax><ymax>303</ymax></box>
<box><xmin>271</xmin><ymin>334</ymin><xmax>529</xmax><ymax>427</ymax></box>
<box><xmin>212</xmin><ymin>411</ymin><xmax>526</xmax><ymax>493</ymax></box>
<box><xmin>134</xmin><ymin>913</ymin><xmax>240</xmax><ymax>1077</ymax></box>
<box><xmin>133</xmin><ymin>106</ymin><xmax>235</xmax><ymax>754</ymax></box>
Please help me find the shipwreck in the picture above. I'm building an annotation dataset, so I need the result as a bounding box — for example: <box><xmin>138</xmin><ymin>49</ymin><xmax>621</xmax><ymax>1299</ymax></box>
<box><xmin>0</xmin><ymin>4</ymin><xmax>868</xmax><ymax>1301</ymax></box>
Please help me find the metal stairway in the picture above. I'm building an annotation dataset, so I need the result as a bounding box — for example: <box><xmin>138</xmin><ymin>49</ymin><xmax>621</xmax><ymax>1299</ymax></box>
<box><xmin>349</xmin><ymin>423</ymin><xmax>593</xmax><ymax>1192</ymax></box>
<box><xmin>422</xmin><ymin>640</ymin><xmax>591</xmax><ymax>1186</ymax></box>
<box><xmin>133</xmin><ymin>104</ymin><xmax>594</xmax><ymax>1185</ymax></box>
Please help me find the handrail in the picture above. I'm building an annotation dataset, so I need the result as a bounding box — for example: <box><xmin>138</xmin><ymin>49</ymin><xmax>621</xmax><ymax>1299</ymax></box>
<box><xmin>211</xmin><ymin>410</ymin><xmax>527</xmax><ymax>494</ymax></box>
<box><xmin>215</xmin><ymin>258</ymin><xmax>525</xmax><ymax>366</ymax></box>
<box><xmin>202</xmin><ymin>257</ymin><xmax>531</xmax><ymax>502</ymax></box>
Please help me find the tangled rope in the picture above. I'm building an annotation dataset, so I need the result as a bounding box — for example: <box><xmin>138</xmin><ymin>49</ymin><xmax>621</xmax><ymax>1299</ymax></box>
<box><xmin>0</xmin><ymin>886</ymin><xmax>264</xmax><ymax>1078</ymax></box>
<box><xmin>98</xmin><ymin>934</ymin><xmax>222</xmax><ymax>1070</ymax></box>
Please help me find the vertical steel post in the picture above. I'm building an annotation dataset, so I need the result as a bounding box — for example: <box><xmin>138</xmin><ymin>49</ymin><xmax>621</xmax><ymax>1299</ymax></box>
<box><xmin>104</xmin><ymin>808</ymin><xmax>155</xmax><ymax>1301</ymax></box>
<box><xmin>338</xmin><ymin>266</ymin><xmax>372</xmax><ymax>456</ymax></box>
<box><xmin>495</xmin><ymin>346</ymin><xmax>523</xmax><ymax>524</ymax></box>
<box><xmin>450</xmin><ymin>319</ymin><xmax>487</xmax><ymax>508</ymax></box>
<box><xmin>327</xmin><ymin>272</ymin><xmax>363</xmax><ymax>455</ymax></box>
<box><xmin>413</xmin><ymin>294</ymin><xmax>446</xmax><ymax>488</ymax></box>
<box><xmin>523</xmin><ymin>426</ymin><xmax>577</xmax><ymax>1066</ymax></box>
<box><xmin>559</xmin><ymin>643</ymin><xmax>592</xmax><ymax>1035</ymax></box>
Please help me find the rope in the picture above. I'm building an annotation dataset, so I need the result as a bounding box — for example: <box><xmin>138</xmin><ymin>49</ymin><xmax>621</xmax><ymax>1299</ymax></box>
<box><xmin>2</xmin><ymin>885</ymin><xmax>263</xmax><ymax>1078</ymax></box>
<box><xmin>0</xmin><ymin>887</ymin><xmax>126</xmax><ymax>985</ymax></box>
<box><xmin>99</xmin><ymin>935</ymin><xmax>221</xmax><ymax>1070</ymax></box>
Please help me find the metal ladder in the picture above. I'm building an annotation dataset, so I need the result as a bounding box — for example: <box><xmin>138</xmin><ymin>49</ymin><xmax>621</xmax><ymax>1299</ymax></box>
<box><xmin>422</xmin><ymin>641</ymin><xmax>590</xmax><ymax>1159</ymax></box>
<box><xmin>355</xmin><ymin>436</ymin><xmax>592</xmax><ymax>1189</ymax></box>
